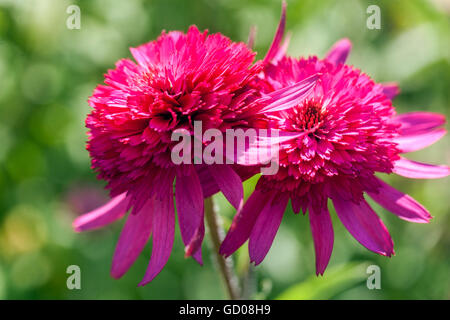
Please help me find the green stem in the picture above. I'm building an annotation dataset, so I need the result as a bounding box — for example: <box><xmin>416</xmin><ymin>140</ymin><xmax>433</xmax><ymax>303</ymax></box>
<box><xmin>204</xmin><ymin>197</ymin><xmax>241</xmax><ymax>300</ymax></box>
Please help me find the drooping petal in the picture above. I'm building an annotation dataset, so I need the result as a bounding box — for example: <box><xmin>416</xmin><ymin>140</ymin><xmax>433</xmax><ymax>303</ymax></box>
<box><xmin>73</xmin><ymin>193</ymin><xmax>129</xmax><ymax>232</ymax></box>
<box><xmin>220</xmin><ymin>190</ymin><xmax>272</xmax><ymax>257</ymax></box>
<box><xmin>325</xmin><ymin>38</ymin><xmax>352</xmax><ymax>66</ymax></box>
<box><xmin>231</xmin><ymin>164</ymin><xmax>260</xmax><ymax>184</ymax></box>
<box><xmin>393</xmin><ymin>158</ymin><xmax>450</xmax><ymax>179</ymax></box>
<box><xmin>197</xmin><ymin>164</ymin><xmax>257</xmax><ymax>198</ymax></box>
<box><xmin>196</xmin><ymin>164</ymin><xmax>220</xmax><ymax>198</ymax></box>
<box><xmin>393</xmin><ymin>128</ymin><xmax>446</xmax><ymax>153</ymax></box>
<box><xmin>381</xmin><ymin>82</ymin><xmax>400</xmax><ymax>99</ymax></box>
<box><xmin>367</xmin><ymin>178</ymin><xmax>432</xmax><ymax>223</ymax></box>
<box><xmin>208</xmin><ymin>164</ymin><xmax>244</xmax><ymax>209</ymax></box>
<box><xmin>291</xmin><ymin>197</ymin><xmax>302</xmax><ymax>214</ymax></box>
<box><xmin>260</xmin><ymin>74</ymin><xmax>320</xmax><ymax>113</ymax></box>
<box><xmin>332</xmin><ymin>196</ymin><xmax>394</xmax><ymax>256</ymax></box>
<box><xmin>184</xmin><ymin>224</ymin><xmax>204</xmax><ymax>264</ymax></box>
<box><xmin>176</xmin><ymin>165</ymin><xmax>204</xmax><ymax>264</ymax></box>
<box><xmin>139</xmin><ymin>189</ymin><xmax>175</xmax><ymax>286</ymax></box>
<box><xmin>263</xmin><ymin>0</ymin><xmax>287</xmax><ymax>64</ymax></box>
<box><xmin>248</xmin><ymin>192</ymin><xmax>289</xmax><ymax>265</ymax></box>
<box><xmin>309</xmin><ymin>202</ymin><xmax>334</xmax><ymax>275</ymax></box>
<box><xmin>111</xmin><ymin>199</ymin><xmax>154</xmax><ymax>279</ymax></box>
<box><xmin>395</xmin><ymin>112</ymin><xmax>446</xmax><ymax>135</ymax></box>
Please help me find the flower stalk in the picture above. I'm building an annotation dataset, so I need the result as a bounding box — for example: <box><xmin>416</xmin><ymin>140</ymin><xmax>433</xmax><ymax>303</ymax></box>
<box><xmin>204</xmin><ymin>197</ymin><xmax>241</xmax><ymax>300</ymax></box>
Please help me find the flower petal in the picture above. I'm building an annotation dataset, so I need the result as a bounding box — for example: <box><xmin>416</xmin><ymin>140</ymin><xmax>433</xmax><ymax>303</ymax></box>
<box><xmin>325</xmin><ymin>38</ymin><xmax>352</xmax><ymax>66</ymax></box>
<box><xmin>247</xmin><ymin>25</ymin><xmax>257</xmax><ymax>49</ymax></box>
<box><xmin>176</xmin><ymin>166</ymin><xmax>204</xmax><ymax>264</ymax></box>
<box><xmin>367</xmin><ymin>178</ymin><xmax>432</xmax><ymax>223</ymax></box>
<box><xmin>249</xmin><ymin>192</ymin><xmax>288</xmax><ymax>265</ymax></box>
<box><xmin>220</xmin><ymin>190</ymin><xmax>272</xmax><ymax>257</ymax></box>
<box><xmin>263</xmin><ymin>0</ymin><xmax>287</xmax><ymax>64</ymax></box>
<box><xmin>393</xmin><ymin>157</ymin><xmax>450</xmax><ymax>179</ymax></box>
<box><xmin>260</xmin><ymin>74</ymin><xmax>320</xmax><ymax>113</ymax></box>
<box><xmin>230</xmin><ymin>129</ymin><xmax>305</xmax><ymax>166</ymax></box>
<box><xmin>73</xmin><ymin>193</ymin><xmax>129</xmax><ymax>232</ymax></box>
<box><xmin>395</xmin><ymin>112</ymin><xmax>446</xmax><ymax>135</ymax></box>
<box><xmin>196</xmin><ymin>164</ymin><xmax>220</xmax><ymax>198</ymax></box>
<box><xmin>139</xmin><ymin>189</ymin><xmax>175</xmax><ymax>286</ymax></box>
<box><xmin>273</xmin><ymin>31</ymin><xmax>291</xmax><ymax>63</ymax></box>
<box><xmin>309</xmin><ymin>203</ymin><xmax>334</xmax><ymax>275</ymax></box>
<box><xmin>291</xmin><ymin>197</ymin><xmax>302</xmax><ymax>214</ymax></box>
<box><xmin>110</xmin><ymin>199</ymin><xmax>154</xmax><ymax>279</ymax></box>
<box><xmin>393</xmin><ymin>128</ymin><xmax>446</xmax><ymax>153</ymax></box>
<box><xmin>381</xmin><ymin>82</ymin><xmax>400</xmax><ymax>99</ymax></box>
<box><xmin>208</xmin><ymin>165</ymin><xmax>243</xmax><ymax>209</ymax></box>
<box><xmin>332</xmin><ymin>197</ymin><xmax>394</xmax><ymax>256</ymax></box>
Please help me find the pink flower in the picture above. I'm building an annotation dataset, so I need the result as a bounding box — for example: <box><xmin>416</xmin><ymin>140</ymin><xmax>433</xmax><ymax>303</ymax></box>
<box><xmin>220</xmin><ymin>34</ymin><xmax>449</xmax><ymax>275</ymax></box>
<box><xmin>72</xmin><ymin>17</ymin><xmax>320</xmax><ymax>285</ymax></box>
<box><xmin>72</xmin><ymin>26</ymin><xmax>273</xmax><ymax>285</ymax></box>
<box><xmin>73</xmin><ymin>18</ymin><xmax>320</xmax><ymax>284</ymax></box>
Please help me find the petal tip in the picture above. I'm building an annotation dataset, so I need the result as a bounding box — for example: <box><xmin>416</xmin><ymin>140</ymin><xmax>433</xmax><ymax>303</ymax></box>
<box><xmin>72</xmin><ymin>220</ymin><xmax>82</xmax><ymax>232</ymax></box>
<box><xmin>110</xmin><ymin>269</ymin><xmax>122</xmax><ymax>280</ymax></box>
<box><xmin>325</xmin><ymin>38</ymin><xmax>352</xmax><ymax>65</ymax></box>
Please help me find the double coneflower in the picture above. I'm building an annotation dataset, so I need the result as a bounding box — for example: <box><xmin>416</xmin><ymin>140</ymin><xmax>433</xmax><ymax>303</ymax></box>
<box><xmin>74</xmin><ymin>3</ymin><xmax>449</xmax><ymax>284</ymax></box>
<box><xmin>73</xmin><ymin>20</ymin><xmax>316</xmax><ymax>285</ymax></box>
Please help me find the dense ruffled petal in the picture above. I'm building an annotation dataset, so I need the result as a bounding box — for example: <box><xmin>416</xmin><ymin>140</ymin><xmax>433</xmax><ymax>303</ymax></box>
<box><xmin>248</xmin><ymin>192</ymin><xmax>289</xmax><ymax>265</ymax></box>
<box><xmin>220</xmin><ymin>190</ymin><xmax>272</xmax><ymax>257</ymax></box>
<box><xmin>367</xmin><ymin>178</ymin><xmax>432</xmax><ymax>223</ymax></box>
<box><xmin>332</xmin><ymin>196</ymin><xmax>394</xmax><ymax>256</ymax></box>
<box><xmin>139</xmin><ymin>189</ymin><xmax>175</xmax><ymax>286</ymax></box>
<box><xmin>325</xmin><ymin>38</ymin><xmax>352</xmax><ymax>66</ymax></box>
<box><xmin>176</xmin><ymin>165</ymin><xmax>204</xmax><ymax>264</ymax></box>
<box><xmin>111</xmin><ymin>199</ymin><xmax>154</xmax><ymax>278</ymax></box>
<box><xmin>73</xmin><ymin>193</ymin><xmax>129</xmax><ymax>232</ymax></box>
<box><xmin>393</xmin><ymin>158</ymin><xmax>450</xmax><ymax>179</ymax></box>
<box><xmin>309</xmin><ymin>202</ymin><xmax>334</xmax><ymax>275</ymax></box>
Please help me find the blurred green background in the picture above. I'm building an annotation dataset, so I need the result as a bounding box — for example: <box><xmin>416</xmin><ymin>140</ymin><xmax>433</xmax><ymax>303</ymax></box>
<box><xmin>0</xmin><ymin>0</ymin><xmax>448</xmax><ymax>300</ymax></box>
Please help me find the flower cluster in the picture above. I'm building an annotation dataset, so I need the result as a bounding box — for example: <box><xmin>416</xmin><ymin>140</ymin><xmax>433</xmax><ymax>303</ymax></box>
<box><xmin>74</xmin><ymin>2</ymin><xmax>449</xmax><ymax>284</ymax></box>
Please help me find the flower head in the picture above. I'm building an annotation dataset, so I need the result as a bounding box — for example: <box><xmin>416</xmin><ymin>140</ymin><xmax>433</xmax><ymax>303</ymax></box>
<box><xmin>220</xmin><ymin>34</ymin><xmax>449</xmax><ymax>275</ymax></box>
<box><xmin>73</xmin><ymin>26</ymin><xmax>270</xmax><ymax>285</ymax></box>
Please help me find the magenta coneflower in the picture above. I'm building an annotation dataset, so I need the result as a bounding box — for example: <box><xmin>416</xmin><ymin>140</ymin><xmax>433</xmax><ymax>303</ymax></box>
<box><xmin>220</xmin><ymin>37</ymin><xmax>449</xmax><ymax>275</ymax></box>
<box><xmin>72</xmin><ymin>26</ymin><xmax>268</xmax><ymax>285</ymax></box>
<box><xmin>73</xmin><ymin>24</ymin><xmax>317</xmax><ymax>285</ymax></box>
